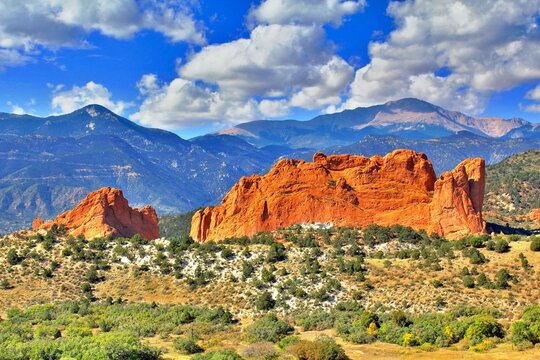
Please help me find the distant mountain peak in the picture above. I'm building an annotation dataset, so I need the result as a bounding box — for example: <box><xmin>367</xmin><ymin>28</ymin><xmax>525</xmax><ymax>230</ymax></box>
<box><xmin>217</xmin><ymin>97</ymin><xmax>536</xmax><ymax>148</ymax></box>
<box><xmin>383</xmin><ymin>98</ymin><xmax>440</xmax><ymax>113</ymax></box>
<box><xmin>75</xmin><ymin>104</ymin><xmax>117</xmax><ymax>118</ymax></box>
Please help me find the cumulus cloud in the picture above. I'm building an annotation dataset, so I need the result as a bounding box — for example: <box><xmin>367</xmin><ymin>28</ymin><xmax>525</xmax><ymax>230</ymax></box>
<box><xmin>526</xmin><ymin>85</ymin><xmax>540</xmax><ymax>101</ymax></box>
<box><xmin>134</xmin><ymin>0</ymin><xmax>362</xmax><ymax>129</ymax></box>
<box><xmin>0</xmin><ymin>0</ymin><xmax>205</xmax><ymax>69</ymax></box>
<box><xmin>340</xmin><ymin>0</ymin><xmax>540</xmax><ymax>114</ymax></box>
<box><xmin>7</xmin><ymin>101</ymin><xmax>25</xmax><ymax>115</ymax></box>
<box><xmin>51</xmin><ymin>81</ymin><xmax>133</xmax><ymax>115</ymax></box>
<box><xmin>290</xmin><ymin>56</ymin><xmax>354</xmax><ymax>109</ymax></box>
<box><xmin>250</xmin><ymin>0</ymin><xmax>365</xmax><ymax>26</ymax></box>
<box><xmin>180</xmin><ymin>25</ymin><xmax>339</xmax><ymax>99</ymax></box>
<box><xmin>132</xmin><ymin>74</ymin><xmax>289</xmax><ymax>129</ymax></box>
<box><xmin>524</xmin><ymin>84</ymin><xmax>540</xmax><ymax>113</ymax></box>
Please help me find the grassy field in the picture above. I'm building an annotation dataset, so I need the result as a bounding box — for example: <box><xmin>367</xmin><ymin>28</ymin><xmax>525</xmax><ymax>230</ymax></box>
<box><xmin>142</xmin><ymin>328</ymin><xmax>540</xmax><ymax>360</ymax></box>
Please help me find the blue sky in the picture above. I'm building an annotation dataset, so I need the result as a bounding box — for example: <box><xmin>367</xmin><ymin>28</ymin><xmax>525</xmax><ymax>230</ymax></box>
<box><xmin>1</xmin><ymin>0</ymin><xmax>540</xmax><ymax>139</ymax></box>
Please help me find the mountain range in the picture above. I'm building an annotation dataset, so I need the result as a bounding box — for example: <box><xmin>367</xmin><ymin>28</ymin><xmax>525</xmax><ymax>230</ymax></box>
<box><xmin>217</xmin><ymin>98</ymin><xmax>540</xmax><ymax>148</ymax></box>
<box><xmin>1</xmin><ymin>98</ymin><xmax>539</xmax><ymax>233</ymax></box>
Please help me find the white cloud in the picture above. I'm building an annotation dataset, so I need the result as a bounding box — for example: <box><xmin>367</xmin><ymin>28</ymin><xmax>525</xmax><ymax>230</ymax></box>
<box><xmin>524</xmin><ymin>104</ymin><xmax>540</xmax><ymax>113</ymax></box>
<box><xmin>132</xmin><ymin>74</ymin><xmax>275</xmax><ymax>129</ymax></box>
<box><xmin>250</xmin><ymin>0</ymin><xmax>365</xmax><ymax>26</ymax></box>
<box><xmin>0</xmin><ymin>49</ymin><xmax>32</xmax><ymax>70</ymax></box>
<box><xmin>526</xmin><ymin>84</ymin><xmax>540</xmax><ymax>101</ymax></box>
<box><xmin>258</xmin><ymin>99</ymin><xmax>289</xmax><ymax>117</ymax></box>
<box><xmin>290</xmin><ymin>56</ymin><xmax>354</xmax><ymax>109</ymax></box>
<box><xmin>0</xmin><ymin>0</ymin><xmax>205</xmax><ymax>69</ymax></box>
<box><xmin>180</xmin><ymin>25</ymin><xmax>341</xmax><ymax>100</ymax></box>
<box><xmin>143</xmin><ymin>1</ymin><xmax>205</xmax><ymax>44</ymax></box>
<box><xmin>340</xmin><ymin>0</ymin><xmax>540</xmax><ymax>114</ymax></box>
<box><xmin>51</xmin><ymin>81</ymin><xmax>133</xmax><ymax>115</ymax></box>
<box><xmin>7</xmin><ymin>102</ymin><xmax>25</xmax><ymax>115</ymax></box>
<box><xmin>524</xmin><ymin>84</ymin><xmax>540</xmax><ymax>112</ymax></box>
<box><xmin>134</xmin><ymin>0</ymin><xmax>361</xmax><ymax>130</ymax></box>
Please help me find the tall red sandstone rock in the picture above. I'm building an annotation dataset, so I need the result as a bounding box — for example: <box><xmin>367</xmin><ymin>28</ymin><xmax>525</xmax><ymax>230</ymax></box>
<box><xmin>191</xmin><ymin>149</ymin><xmax>485</xmax><ymax>242</ymax></box>
<box><xmin>32</xmin><ymin>187</ymin><xmax>159</xmax><ymax>240</ymax></box>
<box><xmin>431</xmin><ymin>158</ymin><xmax>486</xmax><ymax>237</ymax></box>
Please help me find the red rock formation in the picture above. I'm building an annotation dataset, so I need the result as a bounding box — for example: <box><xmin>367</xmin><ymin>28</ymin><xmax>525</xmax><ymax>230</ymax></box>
<box><xmin>32</xmin><ymin>187</ymin><xmax>159</xmax><ymax>240</ymax></box>
<box><xmin>526</xmin><ymin>209</ymin><xmax>540</xmax><ymax>222</ymax></box>
<box><xmin>191</xmin><ymin>149</ymin><xmax>486</xmax><ymax>242</ymax></box>
<box><xmin>431</xmin><ymin>158</ymin><xmax>486</xmax><ymax>238</ymax></box>
<box><xmin>31</xmin><ymin>218</ymin><xmax>44</xmax><ymax>230</ymax></box>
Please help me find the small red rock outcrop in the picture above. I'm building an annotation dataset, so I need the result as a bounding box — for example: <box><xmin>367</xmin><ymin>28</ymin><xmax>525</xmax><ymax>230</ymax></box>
<box><xmin>31</xmin><ymin>218</ymin><xmax>44</xmax><ymax>230</ymax></box>
<box><xmin>32</xmin><ymin>187</ymin><xmax>159</xmax><ymax>240</ymax></box>
<box><xmin>526</xmin><ymin>209</ymin><xmax>540</xmax><ymax>223</ymax></box>
<box><xmin>191</xmin><ymin>149</ymin><xmax>486</xmax><ymax>242</ymax></box>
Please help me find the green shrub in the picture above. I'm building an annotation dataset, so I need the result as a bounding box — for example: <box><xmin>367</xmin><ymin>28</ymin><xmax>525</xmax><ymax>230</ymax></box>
<box><xmin>530</xmin><ymin>238</ymin><xmax>540</xmax><ymax>252</ymax></box>
<box><xmin>277</xmin><ymin>335</ymin><xmax>301</xmax><ymax>349</ymax></box>
<box><xmin>476</xmin><ymin>273</ymin><xmax>490</xmax><ymax>287</ymax></box>
<box><xmin>34</xmin><ymin>325</ymin><xmax>61</xmax><ymax>339</ymax></box>
<box><xmin>1</xmin><ymin>279</ymin><xmax>9</xmax><ymax>290</ymax></box>
<box><xmin>173</xmin><ymin>338</ymin><xmax>204</xmax><ymax>354</ymax></box>
<box><xmin>493</xmin><ymin>239</ymin><xmax>510</xmax><ymax>253</ymax></box>
<box><xmin>377</xmin><ymin>322</ymin><xmax>408</xmax><ymax>345</ymax></box>
<box><xmin>65</xmin><ymin>325</ymin><xmax>93</xmax><ymax>337</ymax></box>
<box><xmin>494</xmin><ymin>269</ymin><xmax>511</xmax><ymax>289</ymax></box>
<box><xmin>358</xmin><ymin>312</ymin><xmax>378</xmax><ymax>328</ymax></box>
<box><xmin>221</xmin><ymin>247</ymin><xmax>234</xmax><ymax>260</ymax></box>
<box><xmin>346</xmin><ymin>328</ymin><xmax>375</xmax><ymax>344</ymax></box>
<box><xmin>287</xmin><ymin>336</ymin><xmax>349</xmax><ymax>360</ymax></box>
<box><xmin>468</xmin><ymin>236</ymin><xmax>485</xmax><ymax>248</ymax></box>
<box><xmin>295</xmin><ymin>311</ymin><xmax>335</xmax><ymax>331</ymax></box>
<box><xmin>391</xmin><ymin>310</ymin><xmax>410</xmax><ymax>327</ymax></box>
<box><xmin>464</xmin><ymin>248</ymin><xmax>486</xmax><ymax>265</ymax></box>
<box><xmin>464</xmin><ymin>316</ymin><xmax>503</xmax><ymax>345</ymax></box>
<box><xmin>256</xmin><ymin>292</ymin><xmax>275</xmax><ymax>311</ymax></box>
<box><xmin>463</xmin><ymin>276</ymin><xmax>475</xmax><ymax>288</ymax></box>
<box><xmin>245</xmin><ymin>314</ymin><xmax>293</xmax><ymax>343</ymax></box>
<box><xmin>85</xmin><ymin>265</ymin><xmax>99</xmax><ymax>283</ymax></box>
<box><xmin>335</xmin><ymin>312</ymin><xmax>377</xmax><ymax>345</ymax></box>
<box><xmin>519</xmin><ymin>253</ymin><xmax>530</xmax><ymax>270</ymax></box>
<box><xmin>0</xmin><ymin>332</ymin><xmax>162</xmax><ymax>360</ymax></box>
<box><xmin>261</xmin><ymin>268</ymin><xmax>276</xmax><ymax>283</ymax></box>
<box><xmin>267</xmin><ymin>243</ymin><xmax>286</xmax><ymax>262</ymax></box>
<box><xmin>511</xmin><ymin>306</ymin><xmax>540</xmax><ymax>345</ymax></box>
<box><xmin>7</xmin><ymin>249</ymin><xmax>21</xmax><ymax>265</ymax></box>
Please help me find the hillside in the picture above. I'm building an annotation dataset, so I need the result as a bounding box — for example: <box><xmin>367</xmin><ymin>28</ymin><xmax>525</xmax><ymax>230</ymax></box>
<box><xmin>2</xmin><ymin>225</ymin><xmax>540</xmax><ymax>357</ymax></box>
<box><xmin>484</xmin><ymin>150</ymin><xmax>540</xmax><ymax>230</ymax></box>
<box><xmin>0</xmin><ymin>106</ymin><xmax>280</xmax><ymax>233</ymax></box>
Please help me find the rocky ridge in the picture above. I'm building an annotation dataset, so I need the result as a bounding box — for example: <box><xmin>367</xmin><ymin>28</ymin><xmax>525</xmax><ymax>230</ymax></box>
<box><xmin>191</xmin><ymin>150</ymin><xmax>486</xmax><ymax>242</ymax></box>
<box><xmin>33</xmin><ymin>187</ymin><xmax>159</xmax><ymax>240</ymax></box>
